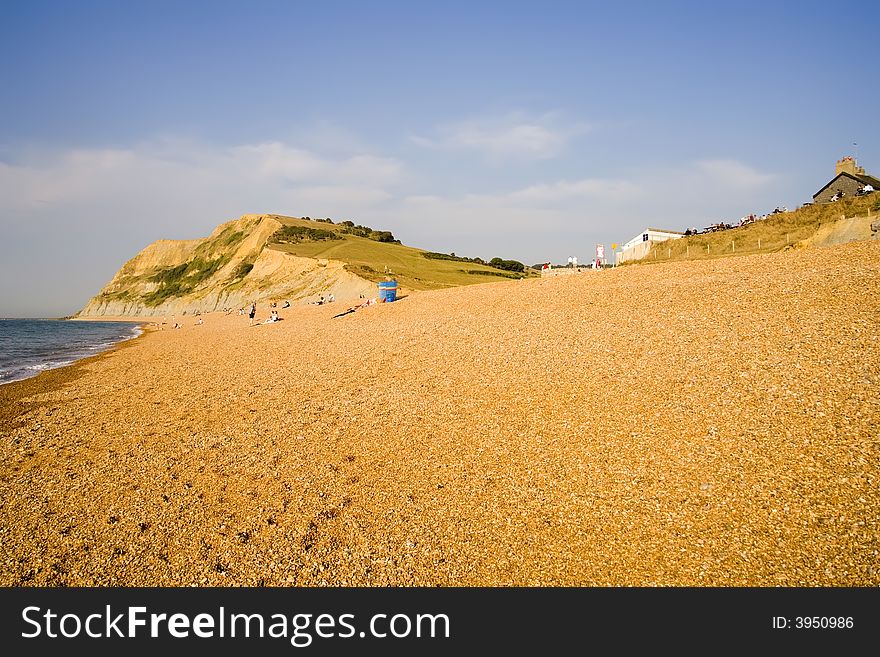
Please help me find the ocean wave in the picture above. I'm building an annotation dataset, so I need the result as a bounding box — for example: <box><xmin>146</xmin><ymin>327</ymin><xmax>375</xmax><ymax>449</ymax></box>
<box><xmin>0</xmin><ymin>319</ymin><xmax>144</xmax><ymax>386</ymax></box>
<box><xmin>25</xmin><ymin>359</ymin><xmax>75</xmax><ymax>371</ymax></box>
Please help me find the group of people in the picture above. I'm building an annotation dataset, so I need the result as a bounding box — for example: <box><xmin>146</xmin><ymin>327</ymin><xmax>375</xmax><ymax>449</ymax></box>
<box><xmin>683</xmin><ymin>210</ymin><xmax>778</xmax><ymax>236</ymax></box>
<box><xmin>164</xmin><ymin>294</ymin><xmax>345</xmax><ymax>327</ymax></box>
<box><xmin>831</xmin><ymin>184</ymin><xmax>874</xmax><ymax>201</ymax></box>
<box><xmin>686</xmin><ymin>222</ymin><xmax>734</xmax><ymax>235</ymax></box>
<box><xmin>157</xmin><ymin>292</ymin><xmax>350</xmax><ymax>329</ymax></box>
<box><xmin>154</xmin><ymin>315</ymin><xmax>184</xmax><ymax>330</ymax></box>
<box><xmin>236</xmin><ymin>300</ymin><xmax>292</xmax><ymax>325</ymax></box>
<box><xmin>243</xmin><ymin>301</ymin><xmax>284</xmax><ymax>325</ymax></box>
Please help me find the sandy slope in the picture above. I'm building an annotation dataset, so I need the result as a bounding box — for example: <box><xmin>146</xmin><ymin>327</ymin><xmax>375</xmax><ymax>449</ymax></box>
<box><xmin>1</xmin><ymin>240</ymin><xmax>878</xmax><ymax>586</ymax></box>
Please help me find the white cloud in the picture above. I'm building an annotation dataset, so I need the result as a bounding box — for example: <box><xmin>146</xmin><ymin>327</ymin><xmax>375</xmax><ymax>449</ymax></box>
<box><xmin>289</xmin><ymin>185</ymin><xmax>392</xmax><ymax>209</ymax></box>
<box><xmin>506</xmin><ymin>178</ymin><xmax>641</xmax><ymax>204</ymax></box>
<box><xmin>695</xmin><ymin>159</ymin><xmax>776</xmax><ymax>189</ymax></box>
<box><xmin>231</xmin><ymin>142</ymin><xmax>402</xmax><ymax>187</ymax></box>
<box><xmin>0</xmin><ymin>149</ymin><xmax>142</xmax><ymax>209</ymax></box>
<box><xmin>0</xmin><ymin>140</ymin><xmax>403</xmax><ymax>219</ymax></box>
<box><xmin>411</xmin><ymin>111</ymin><xmax>591</xmax><ymax>160</ymax></box>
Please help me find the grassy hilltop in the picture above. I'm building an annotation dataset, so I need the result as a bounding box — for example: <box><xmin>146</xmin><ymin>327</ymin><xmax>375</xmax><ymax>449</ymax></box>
<box><xmin>267</xmin><ymin>215</ymin><xmax>530</xmax><ymax>292</ymax></box>
<box><xmin>632</xmin><ymin>194</ymin><xmax>880</xmax><ymax>265</ymax></box>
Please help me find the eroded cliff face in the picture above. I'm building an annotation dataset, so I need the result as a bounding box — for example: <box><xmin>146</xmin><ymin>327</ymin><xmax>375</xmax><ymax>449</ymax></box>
<box><xmin>78</xmin><ymin>214</ymin><xmax>374</xmax><ymax>316</ymax></box>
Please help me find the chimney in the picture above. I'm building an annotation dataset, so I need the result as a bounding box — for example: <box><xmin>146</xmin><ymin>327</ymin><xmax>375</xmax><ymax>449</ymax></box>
<box><xmin>836</xmin><ymin>156</ymin><xmax>865</xmax><ymax>176</ymax></box>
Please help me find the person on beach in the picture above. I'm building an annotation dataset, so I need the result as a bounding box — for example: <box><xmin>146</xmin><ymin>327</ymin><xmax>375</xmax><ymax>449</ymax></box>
<box><xmin>258</xmin><ymin>309</ymin><xmax>281</xmax><ymax>325</ymax></box>
<box><xmin>332</xmin><ymin>297</ymin><xmax>376</xmax><ymax>318</ymax></box>
<box><xmin>249</xmin><ymin>302</ymin><xmax>256</xmax><ymax>325</ymax></box>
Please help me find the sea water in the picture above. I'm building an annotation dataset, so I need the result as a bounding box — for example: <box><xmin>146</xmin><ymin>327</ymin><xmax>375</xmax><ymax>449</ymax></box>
<box><xmin>0</xmin><ymin>318</ymin><xmax>142</xmax><ymax>385</ymax></box>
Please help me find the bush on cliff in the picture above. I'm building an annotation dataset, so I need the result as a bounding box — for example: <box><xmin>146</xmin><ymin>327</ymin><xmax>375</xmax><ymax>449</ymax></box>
<box><xmin>270</xmin><ymin>225</ymin><xmax>341</xmax><ymax>244</ymax></box>
<box><xmin>231</xmin><ymin>261</ymin><xmax>254</xmax><ymax>280</ymax></box>
<box><xmin>143</xmin><ymin>256</ymin><xmax>229</xmax><ymax>305</ymax></box>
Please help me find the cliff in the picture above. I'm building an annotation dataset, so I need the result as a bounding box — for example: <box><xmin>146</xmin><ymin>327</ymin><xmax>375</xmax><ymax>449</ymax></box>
<box><xmin>77</xmin><ymin>214</ymin><xmax>374</xmax><ymax>316</ymax></box>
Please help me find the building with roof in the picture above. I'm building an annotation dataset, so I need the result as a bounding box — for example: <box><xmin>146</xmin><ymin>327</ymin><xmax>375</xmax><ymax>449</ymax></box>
<box><xmin>812</xmin><ymin>157</ymin><xmax>880</xmax><ymax>204</ymax></box>
<box><xmin>615</xmin><ymin>228</ymin><xmax>684</xmax><ymax>264</ymax></box>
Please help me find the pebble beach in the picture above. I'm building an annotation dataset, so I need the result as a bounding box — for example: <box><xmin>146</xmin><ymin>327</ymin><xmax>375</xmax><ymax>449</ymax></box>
<box><xmin>1</xmin><ymin>240</ymin><xmax>878</xmax><ymax>586</ymax></box>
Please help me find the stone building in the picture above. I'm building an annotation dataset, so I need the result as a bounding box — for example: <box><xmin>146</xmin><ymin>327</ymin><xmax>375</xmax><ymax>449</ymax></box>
<box><xmin>812</xmin><ymin>157</ymin><xmax>880</xmax><ymax>204</ymax></box>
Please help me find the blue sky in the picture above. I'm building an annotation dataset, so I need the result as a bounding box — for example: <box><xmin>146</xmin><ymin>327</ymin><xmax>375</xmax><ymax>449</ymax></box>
<box><xmin>1</xmin><ymin>0</ymin><xmax>878</xmax><ymax>316</ymax></box>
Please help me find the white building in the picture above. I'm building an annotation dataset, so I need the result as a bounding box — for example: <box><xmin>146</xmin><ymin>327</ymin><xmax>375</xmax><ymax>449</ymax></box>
<box><xmin>615</xmin><ymin>228</ymin><xmax>684</xmax><ymax>264</ymax></box>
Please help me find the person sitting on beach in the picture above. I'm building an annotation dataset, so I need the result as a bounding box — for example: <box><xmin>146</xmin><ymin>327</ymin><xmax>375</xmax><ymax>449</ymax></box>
<box><xmin>327</xmin><ymin>293</ymin><xmax>335</xmax><ymax>303</ymax></box>
<box><xmin>282</xmin><ymin>300</ymin><xmax>290</xmax><ymax>308</ymax></box>
<box><xmin>196</xmin><ymin>317</ymin><xmax>204</xmax><ymax>325</ymax></box>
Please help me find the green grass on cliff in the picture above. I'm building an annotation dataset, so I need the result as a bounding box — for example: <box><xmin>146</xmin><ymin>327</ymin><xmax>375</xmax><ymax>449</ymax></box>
<box><xmin>269</xmin><ymin>216</ymin><xmax>533</xmax><ymax>290</ymax></box>
<box><xmin>142</xmin><ymin>256</ymin><xmax>229</xmax><ymax>305</ymax></box>
<box><xmin>628</xmin><ymin>194</ymin><xmax>880</xmax><ymax>265</ymax></box>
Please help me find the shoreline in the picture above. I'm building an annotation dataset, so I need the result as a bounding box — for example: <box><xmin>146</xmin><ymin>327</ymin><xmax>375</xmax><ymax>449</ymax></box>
<box><xmin>0</xmin><ymin>318</ymin><xmax>147</xmax><ymax>389</ymax></box>
<box><xmin>0</xmin><ymin>329</ymin><xmax>148</xmax><ymax>428</ymax></box>
<box><xmin>68</xmin><ymin>315</ymin><xmax>149</xmax><ymax>322</ymax></box>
